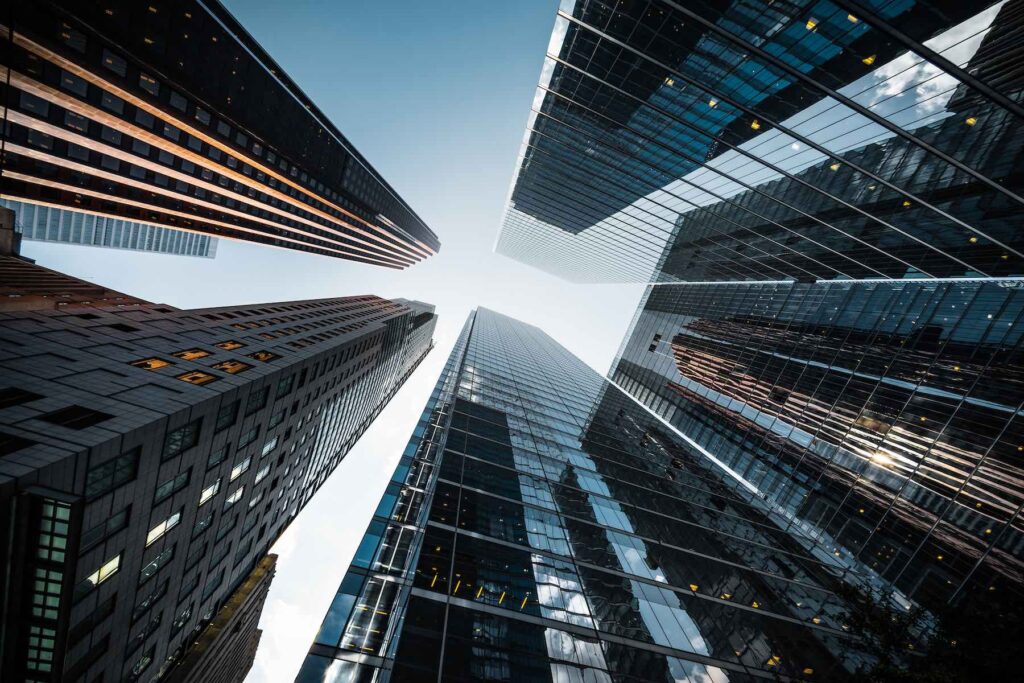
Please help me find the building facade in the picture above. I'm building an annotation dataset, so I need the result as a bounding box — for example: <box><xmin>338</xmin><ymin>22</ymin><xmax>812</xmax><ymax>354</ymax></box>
<box><xmin>2</xmin><ymin>199</ymin><xmax>218</xmax><ymax>258</ymax></box>
<box><xmin>0</xmin><ymin>239</ymin><xmax>436</xmax><ymax>681</ymax></box>
<box><xmin>297</xmin><ymin>309</ymin><xmax>881</xmax><ymax>682</ymax></box>
<box><xmin>1</xmin><ymin>0</ymin><xmax>439</xmax><ymax>267</ymax></box>
<box><xmin>493</xmin><ymin>0</ymin><xmax>1024</xmax><ymax>625</ymax></box>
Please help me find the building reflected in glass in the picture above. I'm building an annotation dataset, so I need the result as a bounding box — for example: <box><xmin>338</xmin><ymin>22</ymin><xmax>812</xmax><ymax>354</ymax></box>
<box><xmin>297</xmin><ymin>309</ymin><xmax>886</xmax><ymax>682</ymax></box>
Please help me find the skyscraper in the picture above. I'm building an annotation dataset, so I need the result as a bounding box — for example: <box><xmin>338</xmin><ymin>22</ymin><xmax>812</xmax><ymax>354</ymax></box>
<box><xmin>1</xmin><ymin>0</ymin><xmax>439</xmax><ymax>267</ymax></box>
<box><xmin>2</xmin><ymin>199</ymin><xmax>218</xmax><ymax>259</ymax></box>
<box><xmin>492</xmin><ymin>0</ymin><xmax>1024</xmax><ymax>656</ymax></box>
<box><xmin>0</xmin><ymin>219</ymin><xmax>437</xmax><ymax>681</ymax></box>
<box><xmin>297</xmin><ymin>309</ymin><xmax>880</xmax><ymax>682</ymax></box>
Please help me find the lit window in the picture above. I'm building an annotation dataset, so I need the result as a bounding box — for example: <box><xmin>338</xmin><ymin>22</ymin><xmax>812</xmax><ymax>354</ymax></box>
<box><xmin>230</xmin><ymin>457</ymin><xmax>251</xmax><ymax>482</ymax></box>
<box><xmin>862</xmin><ymin>54</ymin><xmax>876</xmax><ymax>65</ymax></box>
<box><xmin>172</xmin><ymin>348</ymin><xmax>211</xmax><ymax>361</ymax></box>
<box><xmin>129</xmin><ymin>357</ymin><xmax>172</xmax><ymax>370</ymax></box>
<box><xmin>247</xmin><ymin>350</ymin><xmax>279</xmax><ymax>362</ymax></box>
<box><xmin>260</xmin><ymin>436</ymin><xmax>279</xmax><ymax>457</ymax></box>
<box><xmin>224</xmin><ymin>486</ymin><xmax>244</xmax><ymax>509</ymax></box>
<box><xmin>212</xmin><ymin>360</ymin><xmax>252</xmax><ymax>374</ymax></box>
<box><xmin>199</xmin><ymin>479</ymin><xmax>221</xmax><ymax>506</ymax></box>
<box><xmin>176</xmin><ymin>371</ymin><xmax>218</xmax><ymax>385</ymax></box>
<box><xmin>145</xmin><ymin>511</ymin><xmax>181</xmax><ymax>547</ymax></box>
<box><xmin>139</xmin><ymin>72</ymin><xmax>159</xmax><ymax>96</ymax></box>
<box><xmin>216</xmin><ymin>340</ymin><xmax>245</xmax><ymax>350</ymax></box>
<box><xmin>81</xmin><ymin>554</ymin><xmax>120</xmax><ymax>594</ymax></box>
<box><xmin>254</xmin><ymin>464</ymin><xmax>271</xmax><ymax>485</ymax></box>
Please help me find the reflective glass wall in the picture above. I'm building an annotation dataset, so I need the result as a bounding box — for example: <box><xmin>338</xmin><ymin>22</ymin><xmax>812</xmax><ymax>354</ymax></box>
<box><xmin>297</xmin><ymin>309</ymin><xmax>884</xmax><ymax>682</ymax></box>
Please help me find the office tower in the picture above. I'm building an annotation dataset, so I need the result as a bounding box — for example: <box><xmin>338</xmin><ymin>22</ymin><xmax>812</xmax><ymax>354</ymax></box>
<box><xmin>1</xmin><ymin>0</ymin><xmax>439</xmax><ymax>267</ymax></box>
<box><xmin>0</xmin><ymin>223</ymin><xmax>437</xmax><ymax>681</ymax></box>
<box><xmin>494</xmin><ymin>0</ymin><xmax>1024</xmax><ymax>620</ymax></box>
<box><xmin>2</xmin><ymin>199</ymin><xmax>218</xmax><ymax>258</ymax></box>
<box><xmin>297</xmin><ymin>308</ymin><xmax>884</xmax><ymax>682</ymax></box>
<box><xmin>161</xmin><ymin>554</ymin><xmax>277</xmax><ymax>683</ymax></box>
<box><xmin>496</xmin><ymin>0</ymin><xmax>1024</xmax><ymax>283</ymax></box>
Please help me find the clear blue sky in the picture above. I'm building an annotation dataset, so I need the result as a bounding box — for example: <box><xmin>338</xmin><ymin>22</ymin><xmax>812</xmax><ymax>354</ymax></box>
<box><xmin>21</xmin><ymin>1</ymin><xmax>644</xmax><ymax>680</ymax></box>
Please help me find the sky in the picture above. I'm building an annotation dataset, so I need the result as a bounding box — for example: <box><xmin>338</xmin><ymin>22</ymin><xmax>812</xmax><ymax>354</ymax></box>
<box><xmin>17</xmin><ymin>1</ymin><xmax>644</xmax><ymax>680</ymax></box>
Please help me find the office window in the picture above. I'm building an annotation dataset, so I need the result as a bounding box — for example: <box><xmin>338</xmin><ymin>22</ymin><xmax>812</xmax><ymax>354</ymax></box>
<box><xmin>268</xmin><ymin>409</ymin><xmax>286</xmax><ymax>429</ymax></box>
<box><xmin>238</xmin><ymin>426</ymin><xmax>260</xmax><ymax>449</ymax></box>
<box><xmin>192</xmin><ymin>512</ymin><xmax>214</xmax><ymax>538</ymax></box>
<box><xmin>131</xmin><ymin>580</ymin><xmax>168</xmax><ymax>624</ymax></box>
<box><xmin>85</xmin><ymin>448</ymin><xmax>140</xmax><ymax>498</ymax></box>
<box><xmin>261</xmin><ymin>436</ymin><xmax>279</xmax><ymax>457</ymax></box>
<box><xmin>224</xmin><ymin>486</ymin><xmax>244</xmax><ymax>510</ymax></box>
<box><xmin>215</xmin><ymin>400</ymin><xmax>239</xmax><ymax>432</ymax></box>
<box><xmin>153</xmin><ymin>470</ymin><xmax>190</xmax><ymax>504</ymax></box>
<box><xmin>101</xmin><ymin>92</ymin><xmax>123</xmax><ymax>114</ymax></box>
<box><xmin>102</xmin><ymin>49</ymin><xmax>126</xmax><ymax>76</ymax></box>
<box><xmin>145</xmin><ymin>511</ymin><xmax>182</xmax><ymax>547</ymax></box>
<box><xmin>41</xmin><ymin>405</ymin><xmax>113</xmax><ymax>430</ymax></box>
<box><xmin>245</xmin><ymin>387</ymin><xmax>269</xmax><ymax>415</ymax></box>
<box><xmin>81</xmin><ymin>507</ymin><xmax>130</xmax><ymax>550</ymax></box>
<box><xmin>176</xmin><ymin>370</ymin><xmax>218</xmax><ymax>386</ymax></box>
<box><xmin>60</xmin><ymin>70</ymin><xmax>88</xmax><ymax>96</ymax></box>
<box><xmin>75</xmin><ymin>554</ymin><xmax>120</xmax><ymax>601</ymax></box>
<box><xmin>64</xmin><ymin>110</ymin><xmax>89</xmax><ymax>132</ymax></box>
<box><xmin>207</xmin><ymin>444</ymin><xmax>229</xmax><ymax>469</ymax></box>
<box><xmin>129</xmin><ymin>357</ymin><xmax>172</xmax><ymax>371</ymax></box>
<box><xmin>199</xmin><ymin>479</ymin><xmax>221</xmax><ymax>506</ymax></box>
<box><xmin>254</xmin><ymin>464</ymin><xmax>271</xmax><ymax>485</ymax></box>
<box><xmin>139</xmin><ymin>73</ymin><xmax>159</xmax><ymax>96</ymax></box>
<box><xmin>275</xmin><ymin>375</ymin><xmax>294</xmax><ymax>398</ymax></box>
<box><xmin>138</xmin><ymin>546</ymin><xmax>174</xmax><ymax>585</ymax></box>
<box><xmin>163</xmin><ymin>419</ymin><xmax>201</xmax><ymax>459</ymax></box>
<box><xmin>246</xmin><ymin>350</ymin><xmax>279</xmax><ymax>362</ymax></box>
<box><xmin>230</xmin><ymin>457</ymin><xmax>251</xmax><ymax>482</ymax></box>
<box><xmin>172</xmin><ymin>348</ymin><xmax>211</xmax><ymax>361</ymax></box>
<box><xmin>212</xmin><ymin>360</ymin><xmax>252</xmax><ymax>375</ymax></box>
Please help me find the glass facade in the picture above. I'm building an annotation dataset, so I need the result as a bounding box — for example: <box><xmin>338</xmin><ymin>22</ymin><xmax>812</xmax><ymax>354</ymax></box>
<box><xmin>297</xmin><ymin>309</ymin><xmax>887</xmax><ymax>682</ymax></box>
<box><xmin>2</xmin><ymin>199</ymin><xmax>218</xmax><ymax>258</ymax></box>
<box><xmin>497</xmin><ymin>0</ymin><xmax>1024</xmax><ymax>284</ymax></box>
<box><xmin>1</xmin><ymin>0</ymin><xmax>439</xmax><ymax>266</ymax></box>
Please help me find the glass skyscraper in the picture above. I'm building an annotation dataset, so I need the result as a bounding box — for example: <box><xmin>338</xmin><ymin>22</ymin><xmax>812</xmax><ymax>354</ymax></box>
<box><xmin>1</xmin><ymin>0</ymin><xmax>439</xmax><ymax>267</ymax></box>
<box><xmin>297</xmin><ymin>309</ymin><xmax>885</xmax><ymax>682</ymax></box>
<box><xmin>491</xmin><ymin>0</ymin><xmax>1024</xmax><ymax>669</ymax></box>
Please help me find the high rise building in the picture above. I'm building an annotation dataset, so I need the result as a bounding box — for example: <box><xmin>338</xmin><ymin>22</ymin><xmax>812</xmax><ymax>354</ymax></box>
<box><xmin>0</xmin><ymin>217</ymin><xmax>437</xmax><ymax>681</ymax></box>
<box><xmin>491</xmin><ymin>0</ymin><xmax>1024</xmax><ymax>658</ymax></box>
<box><xmin>2</xmin><ymin>199</ymin><xmax>218</xmax><ymax>258</ymax></box>
<box><xmin>297</xmin><ymin>308</ymin><xmax>883</xmax><ymax>682</ymax></box>
<box><xmin>1</xmin><ymin>0</ymin><xmax>439</xmax><ymax>268</ymax></box>
<box><xmin>496</xmin><ymin>0</ymin><xmax>1024</xmax><ymax>283</ymax></box>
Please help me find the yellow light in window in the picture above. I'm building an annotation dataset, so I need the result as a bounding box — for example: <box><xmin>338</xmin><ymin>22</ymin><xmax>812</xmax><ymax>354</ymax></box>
<box><xmin>751</xmin><ymin>601</ymin><xmax>760</xmax><ymax>608</ymax></box>
<box><xmin>130</xmin><ymin>357</ymin><xmax>172</xmax><ymax>371</ymax></box>
<box><xmin>689</xmin><ymin>584</ymin><xmax>699</xmax><ymax>592</ymax></box>
<box><xmin>216</xmin><ymin>340</ymin><xmax>245</xmax><ymax>350</ymax></box>
<box><xmin>803</xmin><ymin>668</ymin><xmax>815</xmax><ymax>675</ymax></box>
<box><xmin>902</xmin><ymin>200</ymin><xmax>912</xmax><ymax>207</ymax></box>
<box><xmin>452</xmin><ymin>580</ymin><xmax>461</xmax><ymax>594</ymax></box>
<box><xmin>520</xmin><ymin>596</ymin><xmax>529</xmax><ymax>609</ymax></box>
<box><xmin>985</xmin><ymin>528</ymin><xmax>992</xmax><ymax>534</ymax></box>
<box><xmin>847</xmin><ymin>13</ymin><xmax>858</xmax><ymax>22</ymax></box>
<box><xmin>812</xmin><ymin>616</ymin><xmax>822</xmax><ymax>624</ymax></box>
<box><xmin>476</xmin><ymin>586</ymin><xmax>484</xmax><ymax>599</ymax></box>
<box><xmin>664</xmin><ymin>77</ymin><xmax>674</xmax><ymax>86</ymax></box>
<box><xmin>863</xmin><ymin>54</ymin><xmax>876</xmax><ymax>65</ymax></box>
<box><xmin>750</xmin><ymin>119</ymin><xmax>761</xmax><ymax>130</ymax></box>
<box><xmin>953</xmin><ymin>365</ymin><xmax>960</xmax><ymax>372</ymax></box>
<box><xmin>965</xmin><ymin>116</ymin><xmax>977</xmax><ymax>126</ymax></box>
<box><xmin>806</xmin><ymin>18</ymin><xmax>818</xmax><ymax>30</ymax></box>
<box><xmin>498</xmin><ymin>591</ymin><xmax>506</xmax><ymax>605</ymax></box>
<box><xmin>720</xmin><ymin>593</ymin><xmax>731</xmax><ymax>600</ymax></box>
<box><xmin>969</xmin><ymin>236</ymin><xmax>978</xmax><ymax>243</ymax></box>
<box><xmin>858</xmin><ymin>508</ymin><xmax>865</xmax><ymax>513</ymax></box>
<box><xmin>212</xmin><ymin>360</ymin><xmax>252</xmax><ymax>375</ymax></box>
<box><xmin>830</xmin><ymin>162</ymin><xmax>840</xmax><ymax>171</ymax></box>
<box><xmin>430</xmin><ymin>574</ymin><xmax>437</xmax><ymax>587</ymax></box>
<box><xmin>937</xmin><ymin>554</ymin><xmax>944</xmax><ymax>561</ymax></box>
<box><xmin>708</xmin><ymin>99</ymin><xmax>718</xmax><ymax>108</ymax></box>
<box><xmin>767</xmin><ymin>655</ymin><xmax>781</xmax><ymax>667</ymax></box>
<box><xmin>176</xmin><ymin>370</ymin><xmax>218</xmax><ymax>385</ymax></box>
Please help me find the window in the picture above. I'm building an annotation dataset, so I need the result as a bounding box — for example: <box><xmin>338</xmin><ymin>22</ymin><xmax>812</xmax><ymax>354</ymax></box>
<box><xmin>247</xmin><ymin>490</ymin><xmax>264</xmax><ymax>509</ymax></box>
<box><xmin>254</xmin><ymin>464</ymin><xmax>271</xmax><ymax>485</ymax></box>
<box><xmin>81</xmin><ymin>507</ymin><xmax>130</xmax><ymax>550</ymax></box>
<box><xmin>128</xmin><ymin>645</ymin><xmax>155</xmax><ymax>680</ymax></box>
<box><xmin>202</xmin><ymin>568</ymin><xmax>225</xmax><ymax>601</ymax></box>
<box><xmin>60</xmin><ymin>70</ymin><xmax>88</xmax><ymax>96</ymax></box>
<box><xmin>238</xmin><ymin>426</ymin><xmax>259</xmax><ymax>449</ymax></box>
<box><xmin>145</xmin><ymin>511</ymin><xmax>181</xmax><ymax>547</ymax></box>
<box><xmin>207</xmin><ymin>444</ymin><xmax>229</xmax><ymax>469</ymax></box>
<box><xmin>215</xmin><ymin>401</ymin><xmax>239</xmax><ymax>432</ymax></box>
<box><xmin>172</xmin><ymin>603</ymin><xmax>193</xmax><ymax>633</ymax></box>
<box><xmin>139</xmin><ymin>73</ymin><xmax>159</xmax><ymax>96</ymax></box>
<box><xmin>75</xmin><ymin>554</ymin><xmax>120</xmax><ymax>601</ymax></box>
<box><xmin>199</xmin><ymin>479</ymin><xmax>221</xmax><ymax>506</ymax></box>
<box><xmin>138</xmin><ymin>546</ymin><xmax>174</xmax><ymax>585</ymax></box>
<box><xmin>102</xmin><ymin>48</ymin><xmax>126</xmax><ymax>76</ymax></box>
<box><xmin>129</xmin><ymin>357</ymin><xmax>172</xmax><ymax>371</ymax></box>
<box><xmin>230</xmin><ymin>457</ymin><xmax>251</xmax><ymax>482</ymax></box>
<box><xmin>268</xmin><ymin>409</ymin><xmax>286</xmax><ymax>429</ymax></box>
<box><xmin>275</xmin><ymin>375</ymin><xmax>294</xmax><ymax>398</ymax></box>
<box><xmin>246</xmin><ymin>350</ymin><xmax>279</xmax><ymax>362</ymax></box>
<box><xmin>41</xmin><ymin>405</ymin><xmax>113</xmax><ymax>430</ymax></box>
<box><xmin>176</xmin><ymin>370</ymin><xmax>218</xmax><ymax>385</ymax></box>
<box><xmin>163</xmin><ymin>419</ymin><xmax>201</xmax><ymax>460</ymax></box>
<box><xmin>216</xmin><ymin>340</ymin><xmax>245</xmax><ymax>350</ymax></box>
<box><xmin>212</xmin><ymin>360</ymin><xmax>252</xmax><ymax>374</ymax></box>
<box><xmin>245</xmin><ymin>387</ymin><xmax>269</xmax><ymax>415</ymax></box>
<box><xmin>224</xmin><ymin>486</ymin><xmax>244</xmax><ymax>510</ymax></box>
<box><xmin>0</xmin><ymin>387</ymin><xmax>43</xmax><ymax>409</ymax></box>
<box><xmin>260</xmin><ymin>436</ymin><xmax>279</xmax><ymax>457</ymax></box>
<box><xmin>101</xmin><ymin>91</ymin><xmax>123</xmax><ymax>113</ymax></box>
<box><xmin>172</xmin><ymin>348</ymin><xmax>210</xmax><ymax>361</ymax></box>
<box><xmin>85</xmin><ymin>448</ymin><xmax>140</xmax><ymax>498</ymax></box>
<box><xmin>153</xmin><ymin>470</ymin><xmax>190</xmax><ymax>504</ymax></box>
<box><xmin>192</xmin><ymin>512</ymin><xmax>214</xmax><ymax>538</ymax></box>
<box><xmin>131</xmin><ymin>580</ymin><xmax>168</xmax><ymax>623</ymax></box>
